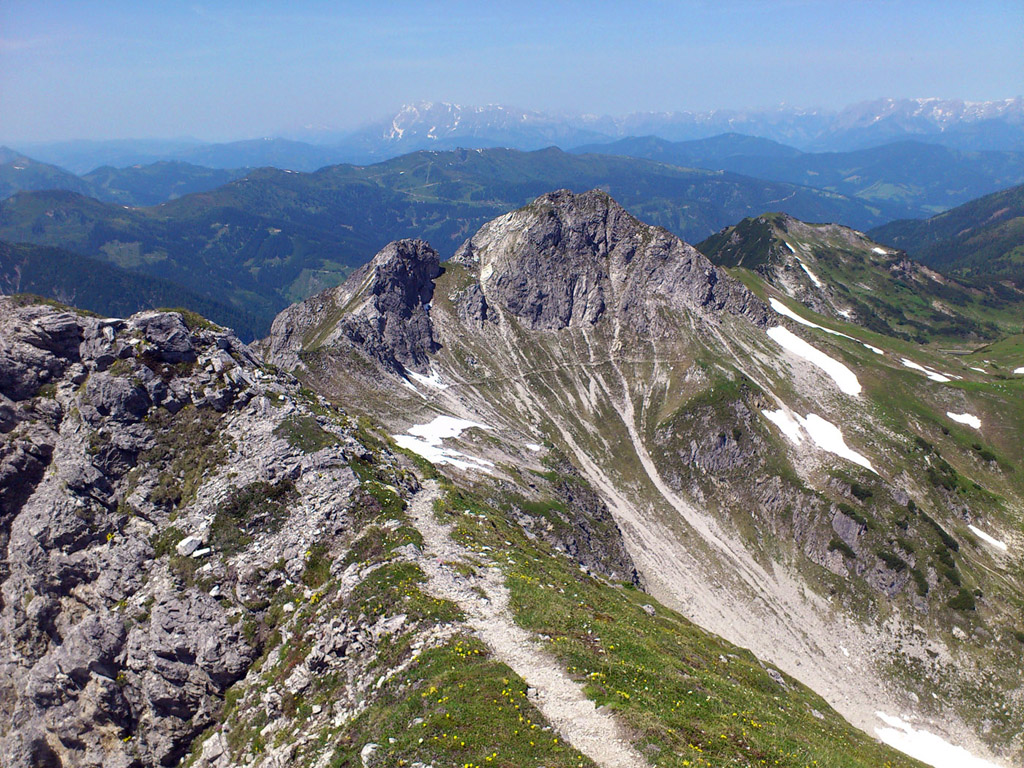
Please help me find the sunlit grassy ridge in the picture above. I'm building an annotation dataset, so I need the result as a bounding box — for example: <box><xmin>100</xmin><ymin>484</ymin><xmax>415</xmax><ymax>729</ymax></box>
<box><xmin>435</xmin><ymin>484</ymin><xmax>927</xmax><ymax>768</ymax></box>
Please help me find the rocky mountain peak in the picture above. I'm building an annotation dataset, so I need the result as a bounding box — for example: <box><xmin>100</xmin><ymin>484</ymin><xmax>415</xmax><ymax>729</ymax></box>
<box><xmin>453</xmin><ymin>188</ymin><xmax>768</xmax><ymax>331</ymax></box>
<box><xmin>266</xmin><ymin>238</ymin><xmax>441</xmax><ymax>375</ymax></box>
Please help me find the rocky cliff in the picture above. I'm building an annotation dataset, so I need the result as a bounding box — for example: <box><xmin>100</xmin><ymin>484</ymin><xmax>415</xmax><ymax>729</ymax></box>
<box><xmin>0</xmin><ymin>299</ymin><xmax>425</xmax><ymax>767</ymax></box>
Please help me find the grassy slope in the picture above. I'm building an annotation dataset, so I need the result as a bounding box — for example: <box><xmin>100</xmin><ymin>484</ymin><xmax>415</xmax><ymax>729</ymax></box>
<box><xmin>869</xmin><ymin>183</ymin><xmax>1024</xmax><ymax>285</ymax></box>
<box><xmin>432</xmin><ymin>483</ymin><xmax>927</xmax><ymax>768</ymax></box>
<box><xmin>698</xmin><ymin>214</ymin><xmax>1024</xmax><ymax>344</ymax></box>
<box><xmin>0</xmin><ymin>240</ymin><xmax>263</xmax><ymax>339</ymax></box>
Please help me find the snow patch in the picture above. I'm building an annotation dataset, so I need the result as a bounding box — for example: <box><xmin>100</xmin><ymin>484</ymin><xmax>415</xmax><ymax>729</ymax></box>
<box><xmin>900</xmin><ymin>358</ymin><xmax>951</xmax><ymax>383</ymax></box>
<box><xmin>946</xmin><ymin>412</ymin><xmax>981</xmax><ymax>429</ymax></box>
<box><xmin>767</xmin><ymin>326</ymin><xmax>862</xmax><ymax>395</ymax></box>
<box><xmin>800</xmin><ymin>414</ymin><xmax>875</xmax><ymax>472</ymax></box>
<box><xmin>406</xmin><ymin>368</ymin><xmax>448</xmax><ymax>390</ymax></box>
<box><xmin>399</xmin><ymin>378</ymin><xmax>424</xmax><ymax>397</ymax></box>
<box><xmin>798</xmin><ymin>260</ymin><xmax>824</xmax><ymax>288</ymax></box>
<box><xmin>871</xmin><ymin>247</ymin><xmax>889</xmax><ymax>255</ymax></box>
<box><xmin>970</xmin><ymin>367</ymin><xmax>986</xmax><ymax>373</ymax></box>
<box><xmin>784</xmin><ymin>241</ymin><xmax>796</xmax><ymax>253</ymax></box>
<box><xmin>393</xmin><ymin>416</ymin><xmax>494</xmax><ymax>473</ymax></box>
<box><xmin>762</xmin><ymin>409</ymin><xmax>803</xmax><ymax>445</ymax></box>
<box><xmin>1014</xmin><ymin>366</ymin><xmax>1024</xmax><ymax>375</ymax></box>
<box><xmin>874</xmin><ymin>712</ymin><xmax>1002</xmax><ymax>768</ymax></box>
<box><xmin>769</xmin><ymin>298</ymin><xmax>882</xmax><ymax>355</ymax></box>
<box><xmin>762</xmin><ymin>410</ymin><xmax>875</xmax><ymax>472</ymax></box>
<box><xmin>968</xmin><ymin>525</ymin><xmax>1008</xmax><ymax>552</ymax></box>
<box><xmin>526</xmin><ymin>443</ymin><xmax>543</xmax><ymax>452</ymax></box>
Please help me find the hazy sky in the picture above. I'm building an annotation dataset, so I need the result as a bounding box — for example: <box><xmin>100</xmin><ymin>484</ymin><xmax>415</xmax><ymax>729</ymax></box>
<box><xmin>1</xmin><ymin>0</ymin><xmax>1021</xmax><ymax>142</ymax></box>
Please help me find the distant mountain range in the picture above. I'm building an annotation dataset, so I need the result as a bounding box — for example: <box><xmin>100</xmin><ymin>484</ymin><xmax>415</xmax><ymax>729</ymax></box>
<box><xmin>6</xmin><ymin>129</ymin><xmax>1024</xmax><ymax>223</ymax></box>
<box><xmin>0</xmin><ymin>147</ymin><xmax>248</xmax><ymax>206</ymax></box>
<box><xmin>10</xmin><ymin>97</ymin><xmax>1024</xmax><ymax>174</ymax></box>
<box><xmin>574</xmin><ymin>135</ymin><xmax>1024</xmax><ymax>217</ymax></box>
<box><xmin>0</xmin><ymin>146</ymin><xmax>888</xmax><ymax>335</ymax></box>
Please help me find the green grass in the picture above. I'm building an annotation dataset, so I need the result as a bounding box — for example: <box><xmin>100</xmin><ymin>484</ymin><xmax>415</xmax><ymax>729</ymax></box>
<box><xmin>434</xmin><ymin>486</ymin><xmax>926</xmax><ymax>768</ymax></box>
<box><xmin>330</xmin><ymin>636</ymin><xmax>596</xmax><ymax>768</ymax></box>
<box><xmin>273</xmin><ymin>413</ymin><xmax>340</xmax><ymax>453</ymax></box>
<box><xmin>209</xmin><ymin>479</ymin><xmax>297</xmax><ymax>555</ymax></box>
<box><xmin>141</xmin><ymin>406</ymin><xmax>227</xmax><ymax>508</ymax></box>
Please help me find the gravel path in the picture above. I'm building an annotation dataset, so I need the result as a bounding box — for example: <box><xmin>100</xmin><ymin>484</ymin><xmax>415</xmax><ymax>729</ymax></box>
<box><xmin>408</xmin><ymin>480</ymin><xmax>649</xmax><ymax>768</ymax></box>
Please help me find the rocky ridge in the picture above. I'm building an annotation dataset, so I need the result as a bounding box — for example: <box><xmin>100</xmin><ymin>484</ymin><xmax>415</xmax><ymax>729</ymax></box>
<box><xmin>0</xmin><ymin>291</ymin><xmax>644</xmax><ymax>768</ymax></box>
<box><xmin>0</xmin><ymin>298</ymin><xmax>406</xmax><ymax>767</ymax></box>
<box><xmin>265</xmin><ymin>190</ymin><xmax>1023</xmax><ymax>764</ymax></box>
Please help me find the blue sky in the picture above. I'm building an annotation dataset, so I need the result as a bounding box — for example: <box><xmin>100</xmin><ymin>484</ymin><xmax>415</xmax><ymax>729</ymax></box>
<box><xmin>1</xmin><ymin>0</ymin><xmax>1021</xmax><ymax>142</ymax></box>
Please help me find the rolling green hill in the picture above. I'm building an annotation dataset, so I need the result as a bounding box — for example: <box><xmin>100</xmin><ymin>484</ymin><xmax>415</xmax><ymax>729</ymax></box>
<box><xmin>0</xmin><ymin>240</ymin><xmax>263</xmax><ymax>339</ymax></box>
<box><xmin>81</xmin><ymin>161</ymin><xmax>248</xmax><ymax>206</ymax></box>
<box><xmin>0</xmin><ymin>147</ymin><xmax>888</xmax><ymax>335</ymax></box>
<box><xmin>0</xmin><ymin>147</ymin><xmax>95</xmax><ymax>200</ymax></box>
<box><xmin>698</xmin><ymin>213</ymin><xmax>1024</xmax><ymax>345</ymax></box>
<box><xmin>870</xmin><ymin>183</ymin><xmax>1024</xmax><ymax>287</ymax></box>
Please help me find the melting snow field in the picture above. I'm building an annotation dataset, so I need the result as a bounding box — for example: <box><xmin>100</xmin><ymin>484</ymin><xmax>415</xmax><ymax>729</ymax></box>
<box><xmin>874</xmin><ymin>713</ymin><xmax>1003</xmax><ymax>768</ymax></box>
<box><xmin>406</xmin><ymin>368</ymin><xmax>449</xmax><ymax>390</ymax></box>
<box><xmin>1014</xmin><ymin>366</ymin><xmax>1024</xmax><ymax>375</ymax></box>
<box><xmin>769</xmin><ymin>298</ymin><xmax>883</xmax><ymax>355</ymax></box>
<box><xmin>762</xmin><ymin>409</ymin><xmax>875</xmax><ymax>472</ymax></box>
<box><xmin>763</xmin><ymin>409</ymin><xmax>804</xmax><ymax>445</ymax></box>
<box><xmin>946</xmin><ymin>412</ymin><xmax>981</xmax><ymax>429</ymax></box>
<box><xmin>393</xmin><ymin>416</ymin><xmax>494</xmax><ymax>473</ymax></box>
<box><xmin>767</xmin><ymin>326</ymin><xmax>862</xmax><ymax>395</ymax></box>
<box><xmin>968</xmin><ymin>525</ymin><xmax>1008</xmax><ymax>552</ymax></box>
<box><xmin>901</xmin><ymin>358</ymin><xmax>952</xmax><ymax>383</ymax></box>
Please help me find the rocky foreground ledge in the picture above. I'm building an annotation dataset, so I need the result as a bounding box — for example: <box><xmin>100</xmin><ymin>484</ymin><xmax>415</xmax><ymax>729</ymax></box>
<box><xmin>0</xmin><ymin>298</ymin><xmax>418</xmax><ymax>767</ymax></box>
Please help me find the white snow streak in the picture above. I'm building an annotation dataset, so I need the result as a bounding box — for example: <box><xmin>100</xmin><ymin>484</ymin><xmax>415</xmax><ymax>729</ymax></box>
<box><xmin>762</xmin><ymin>409</ymin><xmax>803</xmax><ymax>445</ymax></box>
<box><xmin>526</xmin><ymin>443</ymin><xmax>543</xmax><ymax>452</ymax></box>
<box><xmin>970</xmin><ymin>367</ymin><xmax>986</xmax><ymax>373</ymax></box>
<box><xmin>393</xmin><ymin>416</ymin><xmax>494</xmax><ymax>473</ymax></box>
<box><xmin>800</xmin><ymin>414</ymin><xmax>875</xmax><ymax>472</ymax></box>
<box><xmin>900</xmin><ymin>358</ymin><xmax>952</xmax><ymax>383</ymax></box>
<box><xmin>968</xmin><ymin>525</ymin><xmax>1008</xmax><ymax>552</ymax></box>
<box><xmin>874</xmin><ymin>712</ymin><xmax>1002</xmax><ymax>768</ymax></box>
<box><xmin>946</xmin><ymin>412</ymin><xmax>981</xmax><ymax>429</ymax></box>
<box><xmin>406</xmin><ymin>368</ymin><xmax>449</xmax><ymax>390</ymax></box>
<box><xmin>871</xmin><ymin>247</ymin><xmax>889</xmax><ymax>255</ymax></box>
<box><xmin>798</xmin><ymin>261</ymin><xmax>824</xmax><ymax>288</ymax></box>
<box><xmin>769</xmin><ymin>298</ymin><xmax>883</xmax><ymax>355</ymax></box>
<box><xmin>767</xmin><ymin>326</ymin><xmax>862</xmax><ymax>395</ymax></box>
<box><xmin>1014</xmin><ymin>366</ymin><xmax>1024</xmax><ymax>375</ymax></box>
<box><xmin>762</xmin><ymin>410</ymin><xmax>875</xmax><ymax>472</ymax></box>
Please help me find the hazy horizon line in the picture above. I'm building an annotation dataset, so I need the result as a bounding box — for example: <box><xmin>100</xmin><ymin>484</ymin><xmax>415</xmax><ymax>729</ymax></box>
<box><xmin>4</xmin><ymin>94</ymin><xmax>1022</xmax><ymax>147</ymax></box>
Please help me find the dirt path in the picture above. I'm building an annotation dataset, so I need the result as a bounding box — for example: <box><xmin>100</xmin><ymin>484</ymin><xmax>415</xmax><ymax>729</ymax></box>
<box><xmin>408</xmin><ymin>480</ymin><xmax>649</xmax><ymax>768</ymax></box>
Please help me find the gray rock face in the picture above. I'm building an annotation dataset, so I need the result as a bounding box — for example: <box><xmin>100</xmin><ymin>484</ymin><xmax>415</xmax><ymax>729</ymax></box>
<box><xmin>130</xmin><ymin>313</ymin><xmax>196</xmax><ymax>364</ymax></box>
<box><xmin>0</xmin><ymin>298</ymin><xmax>385</xmax><ymax>768</ymax></box>
<box><xmin>266</xmin><ymin>239</ymin><xmax>441</xmax><ymax>375</ymax></box>
<box><xmin>340</xmin><ymin>239</ymin><xmax>441</xmax><ymax>373</ymax></box>
<box><xmin>452</xmin><ymin>189</ymin><xmax>769</xmax><ymax>332</ymax></box>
